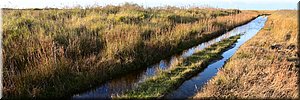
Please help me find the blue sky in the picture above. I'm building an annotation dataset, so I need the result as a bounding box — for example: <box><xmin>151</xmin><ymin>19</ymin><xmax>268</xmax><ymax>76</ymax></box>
<box><xmin>0</xmin><ymin>0</ymin><xmax>298</xmax><ymax>10</ymax></box>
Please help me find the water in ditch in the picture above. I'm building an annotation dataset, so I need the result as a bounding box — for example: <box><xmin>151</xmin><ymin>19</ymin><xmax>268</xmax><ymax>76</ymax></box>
<box><xmin>164</xmin><ymin>16</ymin><xmax>268</xmax><ymax>99</ymax></box>
<box><xmin>72</xmin><ymin>16</ymin><xmax>268</xmax><ymax>99</ymax></box>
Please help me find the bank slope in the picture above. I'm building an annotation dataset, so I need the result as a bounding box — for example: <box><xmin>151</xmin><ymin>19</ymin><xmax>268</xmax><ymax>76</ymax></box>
<box><xmin>120</xmin><ymin>36</ymin><xmax>241</xmax><ymax>99</ymax></box>
<box><xmin>194</xmin><ymin>10</ymin><xmax>299</xmax><ymax>99</ymax></box>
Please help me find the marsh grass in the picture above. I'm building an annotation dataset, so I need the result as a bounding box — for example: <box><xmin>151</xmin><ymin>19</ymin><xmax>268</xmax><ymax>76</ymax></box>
<box><xmin>194</xmin><ymin>10</ymin><xmax>299</xmax><ymax>99</ymax></box>
<box><xmin>3</xmin><ymin>3</ymin><xmax>258</xmax><ymax>98</ymax></box>
<box><xmin>120</xmin><ymin>36</ymin><xmax>241</xmax><ymax>99</ymax></box>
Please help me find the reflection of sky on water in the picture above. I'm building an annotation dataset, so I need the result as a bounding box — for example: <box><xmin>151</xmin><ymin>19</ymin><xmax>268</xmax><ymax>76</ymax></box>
<box><xmin>165</xmin><ymin>16</ymin><xmax>268</xmax><ymax>99</ymax></box>
<box><xmin>73</xmin><ymin>16</ymin><xmax>267</xmax><ymax>99</ymax></box>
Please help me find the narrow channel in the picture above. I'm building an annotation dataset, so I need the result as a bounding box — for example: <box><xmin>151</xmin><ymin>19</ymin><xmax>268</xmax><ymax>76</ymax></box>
<box><xmin>72</xmin><ymin>16</ymin><xmax>267</xmax><ymax>99</ymax></box>
<box><xmin>164</xmin><ymin>16</ymin><xmax>268</xmax><ymax>99</ymax></box>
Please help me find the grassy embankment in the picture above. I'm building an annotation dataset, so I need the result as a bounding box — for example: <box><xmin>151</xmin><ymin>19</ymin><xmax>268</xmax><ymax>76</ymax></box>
<box><xmin>3</xmin><ymin>3</ymin><xmax>259</xmax><ymax>98</ymax></box>
<box><xmin>194</xmin><ymin>10</ymin><xmax>299</xmax><ymax>99</ymax></box>
<box><xmin>121</xmin><ymin>35</ymin><xmax>241</xmax><ymax>99</ymax></box>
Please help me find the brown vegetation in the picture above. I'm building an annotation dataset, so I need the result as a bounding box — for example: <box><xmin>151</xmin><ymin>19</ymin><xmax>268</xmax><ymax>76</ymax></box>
<box><xmin>194</xmin><ymin>10</ymin><xmax>299</xmax><ymax>99</ymax></box>
<box><xmin>2</xmin><ymin>4</ymin><xmax>259</xmax><ymax>98</ymax></box>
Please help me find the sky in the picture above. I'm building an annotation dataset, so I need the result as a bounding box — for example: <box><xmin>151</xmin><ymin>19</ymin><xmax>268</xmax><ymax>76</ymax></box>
<box><xmin>0</xmin><ymin>0</ymin><xmax>298</xmax><ymax>10</ymax></box>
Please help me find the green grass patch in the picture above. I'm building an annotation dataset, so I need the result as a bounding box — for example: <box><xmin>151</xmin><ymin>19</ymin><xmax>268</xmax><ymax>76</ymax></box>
<box><xmin>120</xmin><ymin>35</ymin><xmax>241</xmax><ymax>99</ymax></box>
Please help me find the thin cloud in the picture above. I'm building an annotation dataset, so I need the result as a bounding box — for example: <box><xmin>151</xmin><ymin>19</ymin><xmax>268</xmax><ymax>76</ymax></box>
<box><xmin>0</xmin><ymin>0</ymin><xmax>298</xmax><ymax>10</ymax></box>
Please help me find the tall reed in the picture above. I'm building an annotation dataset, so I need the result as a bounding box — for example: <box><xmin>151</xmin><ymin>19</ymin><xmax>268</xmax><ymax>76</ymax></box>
<box><xmin>2</xmin><ymin>4</ymin><xmax>259</xmax><ymax>98</ymax></box>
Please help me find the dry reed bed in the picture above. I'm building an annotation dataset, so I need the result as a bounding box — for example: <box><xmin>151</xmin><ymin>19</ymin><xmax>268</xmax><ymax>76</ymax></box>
<box><xmin>3</xmin><ymin>4</ymin><xmax>258</xmax><ymax>98</ymax></box>
<box><xmin>194</xmin><ymin>10</ymin><xmax>299</xmax><ymax>99</ymax></box>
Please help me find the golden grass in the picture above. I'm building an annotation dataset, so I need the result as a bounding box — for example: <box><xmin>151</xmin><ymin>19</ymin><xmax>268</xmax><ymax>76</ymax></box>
<box><xmin>194</xmin><ymin>10</ymin><xmax>299</xmax><ymax>99</ymax></box>
<box><xmin>2</xmin><ymin>4</ymin><xmax>259</xmax><ymax>98</ymax></box>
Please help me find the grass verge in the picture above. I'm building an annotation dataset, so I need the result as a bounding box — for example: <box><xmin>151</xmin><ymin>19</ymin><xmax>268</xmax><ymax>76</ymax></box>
<box><xmin>120</xmin><ymin>35</ymin><xmax>241</xmax><ymax>99</ymax></box>
<box><xmin>194</xmin><ymin>10</ymin><xmax>298</xmax><ymax>99</ymax></box>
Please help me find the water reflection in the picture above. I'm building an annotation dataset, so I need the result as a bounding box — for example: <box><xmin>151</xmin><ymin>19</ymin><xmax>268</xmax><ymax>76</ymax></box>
<box><xmin>73</xmin><ymin>16</ymin><xmax>267</xmax><ymax>99</ymax></box>
<box><xmin>164</xmin><ymin>16</ymin><xmax>268</xmax><ymax>99</ymax></box>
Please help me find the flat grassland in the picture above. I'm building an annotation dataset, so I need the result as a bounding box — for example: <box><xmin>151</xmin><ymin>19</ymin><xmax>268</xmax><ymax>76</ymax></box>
<box><xmin>2</xmin><ymin>4</ymin><xmax>259</xmax><ymax>98</ymax></box>
<box><xmin>194</xmin><ymin>10</ymin><xmax>299</xmax><ymax>99</ymax></box>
